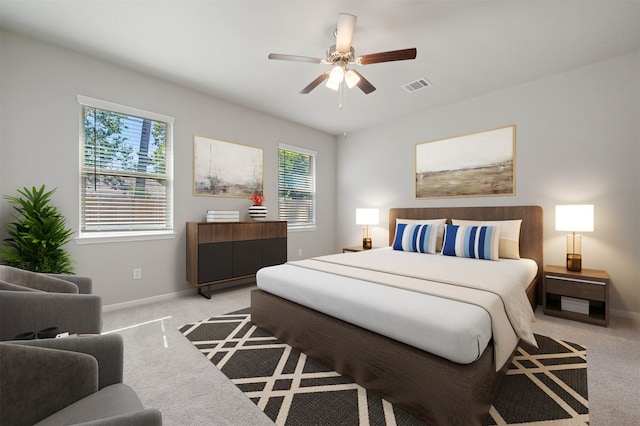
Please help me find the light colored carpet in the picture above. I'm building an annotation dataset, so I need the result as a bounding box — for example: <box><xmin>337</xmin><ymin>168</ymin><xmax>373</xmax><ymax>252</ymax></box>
<box><xmin>102</xmin><ymin>283</ymin><xmax>640</xmax><ymax>426</ymax></box>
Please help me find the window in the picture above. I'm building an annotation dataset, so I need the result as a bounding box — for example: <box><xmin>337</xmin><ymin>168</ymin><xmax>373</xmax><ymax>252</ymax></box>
<box><xmin>278</xmin><ymin>144</ymin><xmax>316</xmax><ymax>230</ymax></box>
<box><xmin>77</xmin><ymin>96</ymin><xmax>174</xmax><ymax>240</ymax></box>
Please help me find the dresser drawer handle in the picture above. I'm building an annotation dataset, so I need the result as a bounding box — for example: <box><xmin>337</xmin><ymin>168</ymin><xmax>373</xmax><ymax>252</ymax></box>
<box><xmin>545</xmin><ymin>274</ymin><xmax>606</xmax><ymax>286</ymax></box>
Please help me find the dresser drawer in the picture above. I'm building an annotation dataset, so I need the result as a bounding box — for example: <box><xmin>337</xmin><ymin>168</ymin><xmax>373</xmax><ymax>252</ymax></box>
<box><xmin>545</xmin><ymin>274</ymin><xmax>606</xmax><ymax>302</ymax></box>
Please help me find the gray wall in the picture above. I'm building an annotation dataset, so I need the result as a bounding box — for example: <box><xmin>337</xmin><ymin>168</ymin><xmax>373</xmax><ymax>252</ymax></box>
<box><xmin>2</xmin><ymin>29</ymin><xmax>638</xmax><ymax>319</ymax></box>
<box><xmin>337</xmin><ymin>51</ymin><xmax>640</xmax><ymax>319</ymax></box>
<box><xmin>0</xmin><ymin>31</ymin><xmax>337</xmax><ymax>306</ymax></box>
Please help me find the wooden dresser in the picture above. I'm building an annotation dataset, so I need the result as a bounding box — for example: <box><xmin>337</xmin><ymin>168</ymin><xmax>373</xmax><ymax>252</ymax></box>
<box><xmin>186</xmin><ymin>221</ymin><xmax>287</xmax><ymax>298</ymax></box>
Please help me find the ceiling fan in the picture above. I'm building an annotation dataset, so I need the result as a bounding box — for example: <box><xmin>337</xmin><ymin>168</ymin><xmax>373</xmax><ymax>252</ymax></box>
<box><xmin>268</xmin><ymin>13</ymin><xmax>417</xmax><ymax>95</ymax></box>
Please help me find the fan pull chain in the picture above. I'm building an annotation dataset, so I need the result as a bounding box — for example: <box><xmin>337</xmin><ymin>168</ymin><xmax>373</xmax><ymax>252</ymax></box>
<box><xmin>341</xmin><ymin>83</ymin><xmax>348</xmax><ymax>139</ymax></box>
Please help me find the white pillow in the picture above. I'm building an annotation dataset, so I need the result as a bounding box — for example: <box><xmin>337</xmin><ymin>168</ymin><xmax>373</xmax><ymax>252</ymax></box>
<box><xmin>396</xmin><ymin>218</ymin><xmax>447</xmax><ymax>251</ymax></box>
<box><xmin>452</xmin><ymin>219</ymin><xmax>522</xmax><ymax>259</ymax></box>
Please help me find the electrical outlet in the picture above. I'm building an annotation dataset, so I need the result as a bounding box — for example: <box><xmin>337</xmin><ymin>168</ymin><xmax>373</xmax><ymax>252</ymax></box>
<box><xmin>298</xmin><ymin>249</ymin><xmax>303</xmax><ymax>257</ymax></box>
<box><xmin>133</xmin><ymin>268</ymin><xmax>142</xmax><ymax>280</ymax></box>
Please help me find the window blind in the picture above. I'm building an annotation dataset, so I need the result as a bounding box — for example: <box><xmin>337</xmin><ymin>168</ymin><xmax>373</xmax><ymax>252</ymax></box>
<box><xmin>278</xmin><ymin>145</ymin><xmax>316</xmax><ymax>228</ymax></box>
<box><xmin>78</xmin><ymin>96</ymin><xmax>173</xmax><ymax>235</ymax></box>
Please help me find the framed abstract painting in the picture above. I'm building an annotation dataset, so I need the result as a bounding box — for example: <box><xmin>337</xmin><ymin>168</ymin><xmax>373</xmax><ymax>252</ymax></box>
<box><xmin>415</xmin><ymin>125</ymin><xmax>515</xmax><ymax>199</ymax></box>
<box><xmin>193</xmin><ymin>135</ymin><xmax>263</xmax><ymax>198</ymax></box>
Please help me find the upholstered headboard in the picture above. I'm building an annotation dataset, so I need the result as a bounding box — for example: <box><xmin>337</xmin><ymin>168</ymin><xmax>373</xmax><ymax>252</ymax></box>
<box><xmin>389</xmin><ymin>206</ymin><xmax>543</xmax><ymax>304</ymax></box>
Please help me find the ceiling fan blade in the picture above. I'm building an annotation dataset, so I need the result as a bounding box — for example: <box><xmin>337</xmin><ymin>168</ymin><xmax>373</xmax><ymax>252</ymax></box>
<box><xmin>335</xmin><ymin>13</ymin><xmax>357</xmax><ymax>52</ymax></box>
<box><xmin>350</xmin><ymin>70</ymin><xmax>376</xmax><ymax>94</ymax></box>
<box><xmin>300</xmin><ymin>72</ymin><xmax>330</xmax><ymax>94</ymax></box>
<box><xmin>358</xmin><ymin>48</ymin><xmax>417</xmax><ymax>65</ymax></box>
<box><xmin>268</xmin><ymin>53</ymin><xmax>323</xmax><ymax>64</ymax></box>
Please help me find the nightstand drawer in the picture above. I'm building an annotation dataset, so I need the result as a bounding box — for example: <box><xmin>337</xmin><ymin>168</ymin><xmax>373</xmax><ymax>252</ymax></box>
<box><xmin>545</xmin><ymin>275</ymin><xmax>606</xmax><ymax>302</ymax></box>
<box><xmin>543</xmin><ymin>265</ymin><xmax>609</xmax><ymax>326</ymax></box>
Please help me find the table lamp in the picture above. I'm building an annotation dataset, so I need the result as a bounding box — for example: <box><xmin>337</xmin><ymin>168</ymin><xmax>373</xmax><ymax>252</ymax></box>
<box><xmin>555</xmin><ymin>205</ymin><xmax>594</xmax><ymax>272</ymax></box>
<box><xmin>356</xmin><ymin>208</ymin><xmax>379</xmax><ymax>249</ymax></box>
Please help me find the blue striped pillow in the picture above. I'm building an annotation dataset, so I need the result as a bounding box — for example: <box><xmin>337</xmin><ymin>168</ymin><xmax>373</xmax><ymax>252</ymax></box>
<box><xmin>392</xmin><ymin>223</ymin><xmax>440</xmax><ymax>254</ymax></box>
<box><xmin>442</xmin><ymin>224</ymin><xmax>500</xmax><ymax>260</ymax></box>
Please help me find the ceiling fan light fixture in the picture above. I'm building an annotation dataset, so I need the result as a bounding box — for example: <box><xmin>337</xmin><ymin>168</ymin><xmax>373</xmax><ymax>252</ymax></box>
<box><xmin>268</xmin><ymin>13</ymin><xmax>416</xmax><ymax>97</ymax></box>
<box><xmin>325</xmin><ymin>79</ymin><xmax>340</xmax><ymax>91</ymax></box>
<box><xmin>328</xmin><ymin>65</ymin><xmax>345</xmax><ymax>83</ymax></box>
<box><xmin>345</xmin><ymin>69</ymin><xmax>360</xmax><ymax>88</ymax></box>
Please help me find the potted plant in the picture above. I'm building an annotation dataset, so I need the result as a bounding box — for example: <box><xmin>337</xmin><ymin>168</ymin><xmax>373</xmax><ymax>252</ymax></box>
<box><xmin>1</xmin><ymin>185</ymin><xmax>74</xmax><ymax>274</ymax></box>
<box><xmin>248</xmin><ymin>193</ymin><xmax>268</xmax><ymax>220</ymax></box>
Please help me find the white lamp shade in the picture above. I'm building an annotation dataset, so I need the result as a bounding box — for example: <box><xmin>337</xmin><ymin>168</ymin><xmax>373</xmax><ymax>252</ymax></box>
<box><xmin>328</xmin><ymin>65</ymin><xmax>345</xmax><ymax>83</ymax></box>
<box><xmin>325</xmin><ymin>78</ymin><xmax>340</xmax><ymax>91</ymax></box>
<box><xmin>344</xmin><ymin>69</ymin><xmax>361</xmax><ymax>88</ymax></box>
<box><xmin>555</xmin><ymin>205</ymin><xmax>594</xmax><ymax>232</ymax></box>
<box><xmin>356</xmin><ymin>208</ymin><xmax>379</xmax><ymax>225</ymax></box>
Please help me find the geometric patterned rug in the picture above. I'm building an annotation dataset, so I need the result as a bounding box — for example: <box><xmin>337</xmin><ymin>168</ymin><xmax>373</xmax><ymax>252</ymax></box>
<box><xmin>180</xmin><ymin>310</ymin><xmax>589</xmax><ymax>425</ymax></box>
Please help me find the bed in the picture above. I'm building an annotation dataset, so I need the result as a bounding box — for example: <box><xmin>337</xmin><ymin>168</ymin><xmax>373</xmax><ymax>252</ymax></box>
<box><xmin>251</xmin><ymin>205</ymin><xmax>542</xmax><ymax>425</ymax></box>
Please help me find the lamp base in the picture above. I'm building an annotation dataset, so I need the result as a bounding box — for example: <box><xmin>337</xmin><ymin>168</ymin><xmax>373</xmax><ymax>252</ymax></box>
<box><xmin>566</xmin><ymin>253</ymin><xmax>582</xmax><ymax>272</ymax></box>
<box><xmin>362</xmin><ymin>238</ymin><xmax>372</xmax><ymax>250</ymax></box>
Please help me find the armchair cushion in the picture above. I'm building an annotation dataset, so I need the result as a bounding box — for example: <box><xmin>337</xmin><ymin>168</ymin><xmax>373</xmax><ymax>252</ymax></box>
<box><xmin>0</xmin><ymin>343</ymin><xmax>99</xmax><ymax>426</ymax></box>
<box><xmin>0</xmin><ymin>265</ymin><xmax>78</xmax><ymax>293</ymax></box>
<box><xmin>0</xmin><ymin>291</ymin><xmax>102</xmax><ymax>340</ymax></box>
<box><xmin>0</xmin><ymin>281</ymin><xmax>42</xmax><ymax>292</ymax></box>
<box><xmin>0</xmin><ymin>265</ymin><xmax>101</xmax><ymax>340</ymax></box>
<box><xmin>13</xmin><ymin>334</ymin><xmax>123</xmax><ymax>389</ymax></box>
<box><xmin>0</xmin><ymin>335</ymin><xmax>162</xmax><ymax>426</ymax></box>
<box><xmin>34</xmin><ymin>384</ymin><xmax>161</xmax><ymax>426</ymax></box>
<box><xmin>47</xmin><ymin>273</ymin><xmax>93</xmax><ymax>294</ymax></box>
<box><xmin>74</xmin><ymin>408</ymin><xmax>163</xmax><ymax>426</ymax></box>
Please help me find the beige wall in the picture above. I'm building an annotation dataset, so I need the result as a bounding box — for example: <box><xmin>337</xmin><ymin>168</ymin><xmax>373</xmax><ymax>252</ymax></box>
<box><xmin>336</xmin><ymin>51</ymin><xmax>640</xmax><ymax>319</ymax></box>
<box><xmin>0</xmin><ymin>30</ymin><xmax>337</xmax><ymax>306</ymax></box>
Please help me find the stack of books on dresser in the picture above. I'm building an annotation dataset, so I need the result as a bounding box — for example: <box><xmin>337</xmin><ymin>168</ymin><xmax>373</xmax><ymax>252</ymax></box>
<box><xmin>205</xmin><ymin>210</ymin><xmax>240</xmax><ymax>222</ymax></box>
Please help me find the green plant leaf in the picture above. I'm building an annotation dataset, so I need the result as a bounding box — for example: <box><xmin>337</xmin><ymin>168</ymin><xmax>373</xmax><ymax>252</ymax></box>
<box><xmin>1</xmin><ymin>185</ymin><xmax>75</xmax><ymax>274</ymax></box>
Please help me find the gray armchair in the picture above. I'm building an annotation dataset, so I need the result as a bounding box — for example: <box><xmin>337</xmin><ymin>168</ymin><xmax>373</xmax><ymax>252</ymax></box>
<box><xmin>0</xmin><ymin>265</ymin><xmax>102</xmax><ymax>340</ymax></box>
<box><xmin>0</xmin><ymin>333</ymin><xmax>162</xmax><ymax>425</ymax></box>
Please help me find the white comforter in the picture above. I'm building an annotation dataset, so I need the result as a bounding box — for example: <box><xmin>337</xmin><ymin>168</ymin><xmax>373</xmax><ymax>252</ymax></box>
<box><xmin>257</xmin><ymin>248</ymin><xmax>538</xmax><ymax>369</ymax></box>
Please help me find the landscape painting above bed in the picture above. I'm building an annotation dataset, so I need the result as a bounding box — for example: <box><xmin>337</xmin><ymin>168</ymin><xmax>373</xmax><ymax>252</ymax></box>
<box><xmin>415</xmin><ymin>125</ymin><xmax>515</xmax><ymax>199</ymax></box>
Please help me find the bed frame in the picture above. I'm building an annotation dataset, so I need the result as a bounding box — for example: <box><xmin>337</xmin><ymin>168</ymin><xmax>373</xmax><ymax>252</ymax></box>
<box><xmin>251</xmin><ymin>205</ymin><xmax>542</xmax><ymax>425</ymax></box>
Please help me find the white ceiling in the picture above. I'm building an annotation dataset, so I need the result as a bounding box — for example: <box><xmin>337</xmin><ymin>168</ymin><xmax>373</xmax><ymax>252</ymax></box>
<box><xmin>1</xmin><ymin>1</ymin><xmax>639</xmax><ymax>136</ymax></box>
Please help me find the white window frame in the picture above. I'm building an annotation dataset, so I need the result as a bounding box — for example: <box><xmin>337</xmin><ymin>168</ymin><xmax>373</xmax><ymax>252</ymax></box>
<box><xmin>278</xmin><ymin>143</ymin><xmax>317</xmax><ymax>231</ymax></box>
<box><xmin>76</xmin><ymin>95</ymin><xmax>175</xmax><ymax>244</ymax></box>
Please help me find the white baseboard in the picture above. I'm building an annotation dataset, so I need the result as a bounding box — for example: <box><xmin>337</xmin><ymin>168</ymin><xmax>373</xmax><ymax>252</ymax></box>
<box><xmin>102</xmin><ymin>289</ymin><xmax>194</xmax><ymax>313</ymax></box>
<box><xmin>102</xmin><ymin>279</ymin><xmax>256</xmax><ymax>313</ymax></box>
<box><xmin>611</xmin><ymin>308</ymin><xmax>640</xmax><ymax>321</ymax></box>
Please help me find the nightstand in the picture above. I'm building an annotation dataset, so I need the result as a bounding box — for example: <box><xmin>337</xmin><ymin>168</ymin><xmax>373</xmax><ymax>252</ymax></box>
<box><xmin>343</xmin><ymin>246</ymin><xmax>376</xmax><ymax>253</ymax></box>
<box><xmin>543</xmin><ymin>264</ymin><xmax>609</xmax><ymax>326</ymax></box>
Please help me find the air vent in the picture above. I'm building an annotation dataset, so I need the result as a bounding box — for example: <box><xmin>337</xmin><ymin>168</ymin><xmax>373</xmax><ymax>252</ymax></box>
<box><xmin>402</xmin><ymin>77</ymin><xmax>432</xmax><ymax>93</ymax></box>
